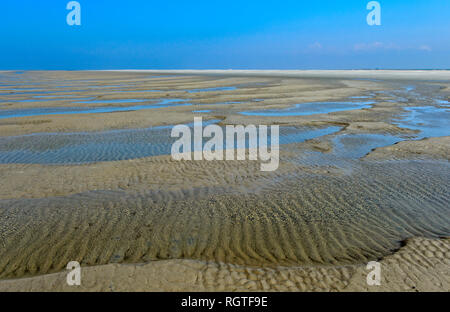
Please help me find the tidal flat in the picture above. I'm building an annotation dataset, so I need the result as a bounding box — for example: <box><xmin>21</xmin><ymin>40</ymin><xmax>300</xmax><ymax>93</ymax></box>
<box><xmin>0</xmin><ymin>70</ymin><xmax>449</xmax><ymax>291</ymax></box>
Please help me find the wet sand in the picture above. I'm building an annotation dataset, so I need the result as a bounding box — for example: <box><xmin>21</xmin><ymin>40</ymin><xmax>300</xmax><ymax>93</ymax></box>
<box><xmin>1</xmin><ymin>237</ymin><xmax>448</xmax><ymax>292</ymax></box>
<box><xmin>0</xmin><ymin>70</ymin><xmax>449</xmax><ymax>291</ymax></box>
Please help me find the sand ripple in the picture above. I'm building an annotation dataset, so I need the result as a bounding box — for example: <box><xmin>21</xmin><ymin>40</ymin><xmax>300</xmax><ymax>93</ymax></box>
<box><xmin>0</xmin><ymin>160</ymin><xmax>448</xmax><ymax>279</ymax></box>
<box><xmin>0</xmin><ymin>237</ymin><xmax>448</xmax><ymax>292</ymax></box>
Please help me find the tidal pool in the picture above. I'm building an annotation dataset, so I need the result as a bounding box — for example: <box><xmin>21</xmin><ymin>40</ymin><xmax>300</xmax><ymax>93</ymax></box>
<box><xmin>0</xmin><ymin>99</ymin><xmax>190</xmax><ymax>119</ymax></box>
<box><xmin>394</xmin><ymin>106</ymin><xmax>450</xmax><ymax>139</ymax></box>
<box><xmin>0</xmin><ymin>125</ymin><xmax>341</xmax><ymax>164</ymax></box>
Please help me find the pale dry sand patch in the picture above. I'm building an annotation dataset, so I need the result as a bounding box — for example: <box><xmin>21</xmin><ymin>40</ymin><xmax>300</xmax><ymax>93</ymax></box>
<box><xmin>115</xmin><ymin>70</ymin><xmax>450</xmax><ymax>81</ymax></box>
<box><xmin>0</xmin><ymin>150</ymin><xmax>303</xmax><ymax>200</ymax></box>
<box><xmin>365</xmin><ymin>136</ymin><xmax>450</xmax><ymax>160</ymax></box>
<box><xmin>0</xmin><ymin>108</ymin><xmax>205</xmax><ymax>137</ymax></box>
<box><xmin>343</xmin><ymin>122</ymin><xmax>418</xmax><ymax>135</ymax></box>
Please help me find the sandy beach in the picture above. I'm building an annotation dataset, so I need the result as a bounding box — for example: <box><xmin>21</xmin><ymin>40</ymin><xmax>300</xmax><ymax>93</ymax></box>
<box><xmin>0</xmin><ymin>70</ymin><xmax>448</xmax><ymax>291</ymax></box>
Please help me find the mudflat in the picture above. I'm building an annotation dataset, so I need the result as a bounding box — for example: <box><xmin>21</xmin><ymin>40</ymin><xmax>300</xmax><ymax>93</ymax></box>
<box><xmin>0</xmin><ymin>70</ymin><xmax>448</xmax><ymax>291</ymax></box>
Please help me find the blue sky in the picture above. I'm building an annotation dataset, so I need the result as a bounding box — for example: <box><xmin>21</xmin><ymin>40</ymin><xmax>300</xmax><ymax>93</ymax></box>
<box><xmin>1</xmin><ymin>0</ymin><xmax>449</xmax><ymax>69</ymax></box>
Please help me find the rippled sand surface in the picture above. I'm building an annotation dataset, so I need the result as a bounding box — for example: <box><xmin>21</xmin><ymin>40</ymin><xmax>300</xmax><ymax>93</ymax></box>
<box><xmin>0</xmin><ymin>70</ymin><xmax>449</xmax><ymax>291</ymax></box>
<box><xmin>1</xmin><ymin>159</ymin><xmax>448</xmax><ymax>278</ymax></box>
<box><xmin>1</xmin><ymin>237</ymin><xmax>448</xmax><ymax>292</ymax></box>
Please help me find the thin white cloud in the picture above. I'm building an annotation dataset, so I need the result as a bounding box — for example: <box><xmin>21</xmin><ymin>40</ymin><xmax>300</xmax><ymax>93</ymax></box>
<box><xmin>419</xmin><ymin>45</ymin><xmax>432</xmax><ymax>52</ymax></box>
<box><xmin>353</xmin><ymin>42</ymin><xmax>400</xmax><ymax>51</ymax></box>
<box><xmin>308</xmin><ymin>42</ymin><xmax>322</xmax><ymax>50</ymax></box>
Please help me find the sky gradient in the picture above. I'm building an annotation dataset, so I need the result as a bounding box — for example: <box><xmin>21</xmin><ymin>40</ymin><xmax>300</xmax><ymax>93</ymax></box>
<box><xmin>1</xmin><ymin>0</ymin><xmax>449</xmax><ymax>70</ymax></box>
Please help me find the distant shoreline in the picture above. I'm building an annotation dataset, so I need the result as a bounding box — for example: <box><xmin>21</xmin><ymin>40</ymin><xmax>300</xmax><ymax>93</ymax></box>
<box><xmin>94</xmin><ymin>69</ymin><xmax>450</xmax><ymax>81</ymax></box>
